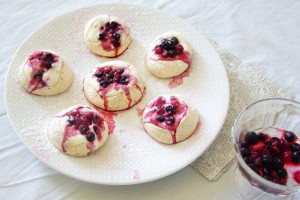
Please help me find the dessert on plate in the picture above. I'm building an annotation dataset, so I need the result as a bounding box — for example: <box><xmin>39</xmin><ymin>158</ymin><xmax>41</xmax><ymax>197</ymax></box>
<box><xmin>18</xmin><ymin>50</ymin><xmax>72</xmax><ymax>95</ymax></box>
<box><xmin>145</xmin><ymin>32</ymin><xmax>192</xmax><ymax>78</ymax></box>
<box><xmin>142</xmin><ymin>95</ymin><xmax>199</xmax><ymax>144</ymax></box>
<box><xmin>48</xmin><ymin>105</ymin><xmax>109</xmax><ymax>156</ymax></box>
<box><xmin>83</xmin><ymin>61</ymin><xmax>144</xmax><ymax>111</ymax></box>
<box><xmin>84</xmin><ymin>15</ymin><xmax>131</xmax><ymax>57</ymax></box>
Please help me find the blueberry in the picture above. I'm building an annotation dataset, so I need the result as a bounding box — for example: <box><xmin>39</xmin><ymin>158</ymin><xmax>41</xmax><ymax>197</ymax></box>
<box><xmin>45</xmin><ymin>61</ymin><xmax>52</xmax><ymax>69</ymax></box>
<box><xmin>79</xmin><ymin>124</ymin><xmax>89</xmax><ymax>134</ymax></box>
<box><xmin>92</xmin><ymin>115</ymin><xmax>99</xmax><ymax>123</ymax></box>
<box><xmin>284</xmin><ymin>131</ymin><xmax>296</xmax><ymax>142</ymax></box>
<box><xmin>273</xmin><ymin>157</ymin><xmax>284</xmax><ymax>170</ymax></box>
<box><xmin>240</xmin><ymin>148</ymin><xmax>251</xmax><ymax>157</ymax></box>
<box><xmin>98</xmin><ymin>32</ymin><xmax>106</xmax><ymax>41</ymax></box>
<box><xmin>93</xmin><ymin>126</ymin><xmax>99</xmax><ymax>134</ymax></box>
<box><xmin>111</xmin><ymin>39</ymin><xmax>120</xmax><ymax>48</ymax></box>
<box><xmin>245</xmin><ymin>131</ymin><xmax>258</xmax><ymax>144</ymax></box>
<box><xmin>86</xmin><ymin>132</ymin><xmax>95</xmax><ymax>142</ymax></box>
<box><xmin>292</xmin><ymin>151</ymin><xmax>300</xmax><ymax>163</ymax></box>
<box><xmin>168</xmin><ymin>50</ymin><xmax>177</xmax><ymax>58</ymax></box>
<box><xmin>291</xmin><ymin>143</ymin><xmax>300</xmax><ymax>152</ymax></box>
<box><xmin>161</xmin><ymin>38</ymin><xmax>168</xmax><ymax>44</ymax></box>
<box><xmin>262</xmin><ymin>167</ymin><xmax>271</xmax><ymax>175</ymax></box>
<box><xmin>68</xmin><ymin>115</ymin><xmax>75</xmax><ymax>124</ymax></box>
<box><xmin>165</xmin><ymin>105</ymin><xmax>175</xmax><ymax>112</ymax></box>
<box><xmin>100</xmin><ymin>80</ymin><xmax>109</xmax><ymax>88</ymax></box>
<box><xmin>243</xmin><ymin>157</ymin><xmax>253</xmax><ymax>165</ymax></box>
<box><xmin>156</xmin><ymin>115</ymin><xmax>165</xmax><ymax>122</ymax></box>
<box><xmin>110</xmin><ymin>21</ymin><xmax>118</xmax><ymax>30</ymax></box>
<box><xmin>166</xmin><ymin>116</ymin><xmax>175</xmax><ymax>125</ymax></box>
<box><xmin>277</xmin><ymin>168</ymin><xmax>287</xmax><ymax>178</ymax></box>
<box><xmin>119</xmin><ymin>76</ymin><xmax>129</xmax><ymax>85</ymax></box>
<box><xmin>258</xmin><ymin>133</ymin><xmax>267</xmax><ymax>141</ymax></box>
<box><xmin>106</xmin><ymin>72</ymin><xmax>115</xmax><ymax>79</ymax></box>
<box><xmin>45</xmin><ymin>53</ymin><xmax>53</xmax><ymax>61</ymax></box>
<box><xmin>262</xmin><ymin>154</ymin><xmax>273</xmax><ymax>167</ymax></box>
<box><xmin>112</xmin><ymin>33</ymin><xmax>121</xmax><ymax>40</ymax></box>
<box><xmin>170</xmin><ymin>37</ymin><xmax>179</xmax><ymax>45</ymax></box>
<box><xmin>94</xmin><ymin>71</ymin><xmax>103</xmax><ymax>78</ymax></box>
<box><xmin>241</xmin><ymin>141</ymin><xmax>249</xmax><ymax>148</ymax></box>
<box><xmin>248</xmin><ymin>163</ymin><xmax>260</xmax><ymax>174</ymax></box>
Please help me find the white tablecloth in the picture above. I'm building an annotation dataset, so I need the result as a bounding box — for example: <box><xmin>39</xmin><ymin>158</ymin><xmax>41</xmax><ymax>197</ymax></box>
<box><xmin>1</xmin><ymin>1</ymin><xmax>300</xmax><ymax>199</ymax></box>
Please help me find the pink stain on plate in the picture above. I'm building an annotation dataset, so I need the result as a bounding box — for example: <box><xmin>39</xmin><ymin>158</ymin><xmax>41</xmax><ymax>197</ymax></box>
<box><xmin>136</xmin><ymin>107</ymin><xmax>145</xmax><ymax>117</ymax></box>
<box><xmin>97</xmin><ymin>109</ymin><xmax>117</xmax><ymax>135</ymax></box>
<box><xmin>133</xmin><ymin>169</ymin><xmax>140</xmax><ymax>180</ymax></box>
<box><xmin>168</xmin><ymin>67</ymin><xmax>191</xmax><ymax>89</ymax></box>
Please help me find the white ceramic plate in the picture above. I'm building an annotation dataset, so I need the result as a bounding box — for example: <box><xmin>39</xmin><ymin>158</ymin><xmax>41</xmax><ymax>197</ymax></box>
<box><xmin>5</xmin><ymin>4</ymin><xmax>230</xmax><ymax>185</ymax></box>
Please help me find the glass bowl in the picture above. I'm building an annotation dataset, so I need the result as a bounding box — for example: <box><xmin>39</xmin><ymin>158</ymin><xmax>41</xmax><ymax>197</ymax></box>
<box><xmin>231</xmin><ymin>98</ymin><xmax>300</xmax><ymax>199</ymax></box>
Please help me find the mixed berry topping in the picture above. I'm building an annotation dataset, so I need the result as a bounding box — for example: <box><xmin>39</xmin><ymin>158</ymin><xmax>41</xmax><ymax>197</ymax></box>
<box><xmin>26</xmin><ymin>51</ymin><xmax>58</xmax><ymax>92</ymax></box>
<box><xmin>65</xmin><ymin>107</ymin><xmax>104</xmax><ymax>142</ymax></box>
<box><xmin>155</xmin><ymin>105</ymin><xmax>177</xmax><ymax>125</ymax></box>
<box><xmin>154</xmin><ymin>37</ymin><xmax>184</xmax><ymax>58</ymax></box>
<box><xmin>98</xmin><ymin>21</ymin><xmax>122</xmax><ymax>49</ymax></box>
<box><xmin>93</xmin><ymin>66</ymin><xmax>130</xmax><ymax>88</ymax></box>
<box><xmin>240</xmin><ymin>130</ymin><xmax>300</xmax><ymax>185</ymax></box>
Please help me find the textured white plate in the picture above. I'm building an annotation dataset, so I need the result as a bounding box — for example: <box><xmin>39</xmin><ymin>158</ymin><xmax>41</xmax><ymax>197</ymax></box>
<box><xmin>5</xmin><ymin>4</ymin><xmax>230</xmax><ymax>185</ymax></box>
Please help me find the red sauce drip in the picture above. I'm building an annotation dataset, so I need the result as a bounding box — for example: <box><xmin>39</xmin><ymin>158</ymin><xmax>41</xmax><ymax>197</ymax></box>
<box><xmin>156</xmin><ymin>50</ymin><xmax>191</xmax><ymax>65</ymax></box>
<box><xmin>293</xmin><ymin>171</ymin><xmax>300</xmax><ymax>184</ymax></box>
<box><xmin>168</xmin><ymin>66</ymin><xmax>191</xmax><ymax>89</ymax></box>
<box><xmin>26</xmin><ymin>51</ymin><xmax>59</xmax><ymax>93</ymax></box>
<box><xmin>59</xmin><ymin>106</ymin><xmax>105</xmax><ymax>153</ymax></box>
<box><xmin>144</xmin><ymin>96</ymin><xmax>188</xmax><ymax>144</ymax></box>
<box><xmin>97</xmin><ymin>109</ymin><xmax>117</xmax><ymax>135</ymax></box>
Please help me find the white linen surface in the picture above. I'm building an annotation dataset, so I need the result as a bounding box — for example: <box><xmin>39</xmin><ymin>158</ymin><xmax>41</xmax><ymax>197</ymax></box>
<box><xmin>1</xmin><ymin>0</ymin><xmax>300</xmax><ymax>199</ymax></box>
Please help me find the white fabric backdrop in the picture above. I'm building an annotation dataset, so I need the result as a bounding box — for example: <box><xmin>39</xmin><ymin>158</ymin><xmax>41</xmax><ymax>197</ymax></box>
<box><xmin>1</xmin><ymin>0</ymin><xmax>300</xmax><ymax>199</ymax></box>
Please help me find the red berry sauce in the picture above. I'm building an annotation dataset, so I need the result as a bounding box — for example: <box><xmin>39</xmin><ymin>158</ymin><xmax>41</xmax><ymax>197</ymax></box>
<box><xmin>26</xmin><ymin>51</ymin><xmax>59</xmax><ymax>93</ymax></box>
<box><xmin>92</xmin><ymin>66</ymin><xmax>144</xmax><ymax>110</ymax></box>
<box><xmin>153</xmin><ymin>37</ymin><xmax>191</xmax><ymax>65</ymax></box>
<box><xmin>59</xmin><ymin>106</ymin><xmax>105</xmax><ymax>154</ymax></box>
<box><xmin>240</xmin><ymin>128</ymin><xmax>300</xmax><ymax>185</ymax></box>
<box><xmin>144</xmin><ymin>96</ymin><xmax>188</xmax><ymax>144</ymax></box>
